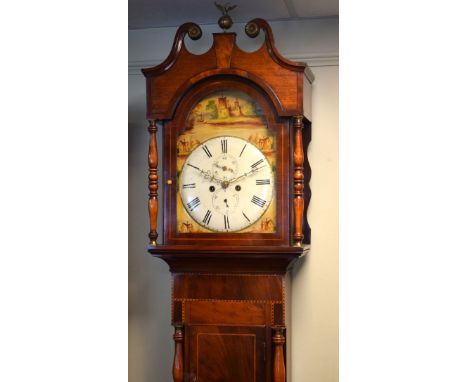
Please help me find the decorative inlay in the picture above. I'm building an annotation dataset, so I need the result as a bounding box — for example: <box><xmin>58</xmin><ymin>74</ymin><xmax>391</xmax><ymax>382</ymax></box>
<box><xmin>179</xmin><ymin>273</ymin><xmax>283</xmax><ymax>277</ymax></box>
<box><xmin>173</xmin><ymin>273</ymin><xmax>283</xmax><ymax>301</ymax></box>
<box><xmin>273</xmin><ymin>304</ymin><xmax>284</xmax><ymax>326</ymax></box>
<box><xmin>174</xmin><ymin>298</ymin><xmax>282</xmax><ymax>304</ymax></box>
<box><xmin>173</xmin><ymin>300</ymin><xmax>183</xmax><ymax>323</ymax></box>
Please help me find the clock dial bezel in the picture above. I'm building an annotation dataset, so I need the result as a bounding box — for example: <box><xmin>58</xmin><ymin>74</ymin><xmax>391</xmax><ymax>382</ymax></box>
<box><xmin>163</xmin><ymin>78</ymin><xmax>291</xmax><ymax>246</ymax></box>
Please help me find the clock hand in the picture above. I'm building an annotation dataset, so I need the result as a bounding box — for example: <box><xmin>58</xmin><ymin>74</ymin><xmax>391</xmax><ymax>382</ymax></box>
<box><xmin>188</xmin><ymin>164</ymin><xmax>224</xmax><ymax>184</ymax></box>
<box><xmin>201</xmin><ymin>170</ymin><xmax>224</xmax><ymax>184</ymax></box>
<box><xmin>228</xmin><ymin>165</ymin><xmax>267</xmax><ymax>185</ymax></box>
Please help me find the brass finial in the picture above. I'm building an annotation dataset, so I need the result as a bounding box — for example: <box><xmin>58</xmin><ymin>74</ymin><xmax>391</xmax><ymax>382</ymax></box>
<box><xmin>215</xmin><ymin>2</ymin><xmax>237</xmax><ymax>31</ymax></box>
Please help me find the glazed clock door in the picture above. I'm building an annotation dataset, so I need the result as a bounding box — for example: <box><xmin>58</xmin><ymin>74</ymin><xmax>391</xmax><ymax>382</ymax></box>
<box><xmin>163</xmin><ymin>79</ymin><xmax>291</xmax><ymax>246</ymax></box>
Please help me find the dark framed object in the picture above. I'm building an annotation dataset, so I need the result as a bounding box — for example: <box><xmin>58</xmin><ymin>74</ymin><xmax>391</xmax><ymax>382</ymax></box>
<box><xmin>142</xmin><ymin>18</ymin><xmax>313</xmax><ymax>382</ymax></box>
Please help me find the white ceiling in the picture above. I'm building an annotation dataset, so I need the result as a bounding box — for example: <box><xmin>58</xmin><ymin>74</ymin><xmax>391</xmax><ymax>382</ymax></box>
<box><xmin>129</xmin><ymin>0</ymin><xmax>338</xmax><ymax>29</ymax></box>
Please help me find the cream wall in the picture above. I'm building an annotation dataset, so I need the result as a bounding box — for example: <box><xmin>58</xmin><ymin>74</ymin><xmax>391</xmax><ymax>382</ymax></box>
<box><xmin>129</xmin><ymin>18</ymin><xmax>338</xmax><ymax>382</ymax></box>
<box><xmin>291</xmin><ymin>65</ymin><xmax>339</xmax><ymax>382</ymax></box>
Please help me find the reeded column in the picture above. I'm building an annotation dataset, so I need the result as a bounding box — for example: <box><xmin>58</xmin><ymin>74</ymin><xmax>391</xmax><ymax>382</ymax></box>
<box><xmin>148</xmin><ymin>120</ymin><xmax>158</xmax><ymax>245</ymax></box>
<box><xmin>172</xmin><ymin>324</ymin><xmax>184</xmax><ymax>382</ymax></box>
<box><xmin>292</xmin><ymin>115</ymin><xmax>304</xmax><ymax>246</ymax></box>
<box><xmin>273</xmin><ymin>327</ymin><xmax>286</xmax><ymax>382</ymax></box>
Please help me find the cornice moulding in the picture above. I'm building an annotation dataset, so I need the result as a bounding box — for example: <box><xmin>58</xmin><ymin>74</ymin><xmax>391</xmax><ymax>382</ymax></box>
<box><xmin>128</xmin><ymin>53</ymin><xmax>338</xmax><ymax>75</ymax></box>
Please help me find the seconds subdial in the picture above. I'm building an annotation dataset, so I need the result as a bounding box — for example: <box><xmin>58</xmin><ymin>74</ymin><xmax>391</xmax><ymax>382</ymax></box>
<box><xmin>212</xmin><ymin>188</ymin><xmax>239</xmax><ymax>215</ymax></box>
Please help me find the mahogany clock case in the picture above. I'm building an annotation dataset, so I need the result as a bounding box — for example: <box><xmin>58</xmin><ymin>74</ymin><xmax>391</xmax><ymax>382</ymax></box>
<box><xmin>141</xmin><ymin>19</ymin><xmax>313</xmax><ymax>382</ymax></box>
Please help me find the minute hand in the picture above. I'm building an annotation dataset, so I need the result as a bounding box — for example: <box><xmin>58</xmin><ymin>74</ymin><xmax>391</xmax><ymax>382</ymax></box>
<box><xmin>229</xmin><ymin>165</ymin><xmax>266</xmax><ymax>184</ymax></box>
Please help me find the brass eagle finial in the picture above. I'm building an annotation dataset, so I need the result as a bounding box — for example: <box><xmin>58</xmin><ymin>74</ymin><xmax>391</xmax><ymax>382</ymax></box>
<box><xmin>214</xmin><ymin>2</ymin><xmax>237</xmax><ymax>31</ymax></box>
<box><xmin>215</xmin><ymin>2</ymin><xmax>237</xmax><ymax>15</ymax></box>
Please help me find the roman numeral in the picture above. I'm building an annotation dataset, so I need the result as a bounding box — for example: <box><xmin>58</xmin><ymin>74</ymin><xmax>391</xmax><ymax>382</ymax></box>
<box><xmin>186</xmin><ymin>197</ymin><xmax>201</xmax><ymax>211</ymax></box>
<box><xmin>251</xmin><ymin>195</ymin><xmax>267</xmax><ymax>208</ymax></box>
<box><xmin>188</xmin><ymin>163</ymin><xmax>200</xmax><ymax>171</ymax></box>
<box><xmin>239</xmin><ymin>144</ymin><xmax>247</xmax><ymax>157</ymax></box>
<box><xmin>224</xmin><ymin>215</ymin><xmax>230</xmax><ymax>229</ymax></box>
<box><xmin>242</xmin><ymin>212</ymin><xmax>251</xmax><ymax>222</ymax></box>
<box><xmin>251</xmin><ymin>159</ymin><xmax>264</xmax><ymax>169</ymax></box>
<box><xmin>221</xmin><ymin>138</ymin><xmax>228</xmax><ymax>154</ymax></box>
<box><xmin>256</xmin><ymin>179</ymin><xmax>270</xmax><ymax>185</ymax></box>
<box><xmin>202</xmin><ymin>145</ymin><xmax>212</xmax><ymax>158</ymax></box>
<box><xmin>182</xmin><ymin>183</ymin><xmax>196</xmax><ymax>189</ymax></box>
<box><xmin>202</xmin><ymin>210</ymin><xmax>212</xmax><ymax>225</ymax></box>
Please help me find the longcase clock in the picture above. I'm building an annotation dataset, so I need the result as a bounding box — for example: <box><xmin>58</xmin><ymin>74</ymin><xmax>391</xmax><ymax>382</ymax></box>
<box><xmin>142</xmin><ymin>17</ymin><xmax>313</xmax><ymax>382</ymax></box>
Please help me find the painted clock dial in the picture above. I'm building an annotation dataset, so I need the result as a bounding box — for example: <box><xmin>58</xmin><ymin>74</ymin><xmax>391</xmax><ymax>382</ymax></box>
<box><xmin>175</xmin><ymin>89</ymin><xmax>277</xmax><ymax>234</ymax></box>
<box><xmin>179</xmin><ymin>136</ymin><xmax>274</xmax><ymax>232</ymax></box>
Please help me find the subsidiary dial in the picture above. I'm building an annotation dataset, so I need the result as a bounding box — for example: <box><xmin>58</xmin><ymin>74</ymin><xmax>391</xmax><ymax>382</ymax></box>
<box><xmin>212</xmin><ymin>154</ymin><xmax>239</xmax><ymax>178</ymax></box>
<box><xmin>212</xmin><ymin>188</ymin><xmax>239</xmax><ymax>215</ymax></box>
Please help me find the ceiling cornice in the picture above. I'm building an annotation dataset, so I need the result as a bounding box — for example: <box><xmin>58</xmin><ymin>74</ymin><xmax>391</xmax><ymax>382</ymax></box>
<box><xmin>128</xmin><ymin>15</ymin><xmax>338</xmax><ymax>31</ymax></box>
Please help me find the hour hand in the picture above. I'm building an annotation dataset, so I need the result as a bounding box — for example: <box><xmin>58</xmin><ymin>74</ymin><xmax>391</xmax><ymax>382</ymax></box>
<box><xmin>203</xmin><ymin>171</ymin><xmax>223</xmax><ymax>184</ymax></box>
<box><xmin>187</xmin><ymin>163</ymin><xmax>223</xmax><ymax>184</ymax></box>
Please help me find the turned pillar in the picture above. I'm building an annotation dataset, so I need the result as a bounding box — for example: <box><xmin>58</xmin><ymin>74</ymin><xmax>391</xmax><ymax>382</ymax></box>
<box><xmin>172</xmin><ymin>324</ymin><xmax>184</xmax><ymax>382</ymax></box>
<box><xmin>272</xmin><ymin>326</ymin><xmax>286</xmax><ymax>382</ymax></box>
<box><xmin>148</xmin><ymin>120</ymin><xmax>158</xmax><ymax>245</ymax></box>
<box><xmin>292</xmin><ymin>115</ymin><xmax>304</xmax><ymax>246</ymax></box>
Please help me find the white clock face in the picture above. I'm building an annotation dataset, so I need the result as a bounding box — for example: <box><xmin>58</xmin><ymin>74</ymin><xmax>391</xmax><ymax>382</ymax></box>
<box><xmin>179</xmin><ymin>136</ymin><xmax>274</xmax><ymax>232</ymax></box>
